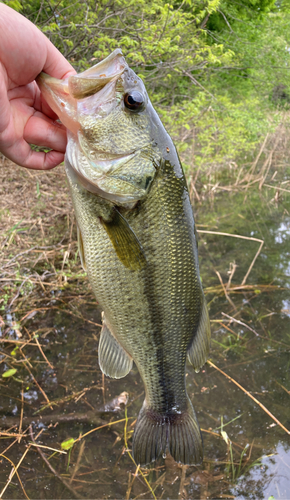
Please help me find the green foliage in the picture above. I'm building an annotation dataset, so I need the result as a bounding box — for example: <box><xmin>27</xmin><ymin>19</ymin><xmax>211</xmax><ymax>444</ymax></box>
<box><xmin>61</xmin><ymin>437</ymin><xmax>75</xmax><ymax>450</ymax></box>
<box><xmin>5</xmin><ymin>0</ymin><xmax>290</xmax><ymax>172</ymax></box>
<box><xmin>2</xmin><ymin>368</ymin><xmax>17</xmax><ymax>378</ymax></box>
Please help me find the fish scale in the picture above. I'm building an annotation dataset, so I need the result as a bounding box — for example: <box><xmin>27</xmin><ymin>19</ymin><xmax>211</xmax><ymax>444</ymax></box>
<box><xmin>37</xmin><ymin>48</ymin><xmax>211</xmax><ymax>466</ymax></box>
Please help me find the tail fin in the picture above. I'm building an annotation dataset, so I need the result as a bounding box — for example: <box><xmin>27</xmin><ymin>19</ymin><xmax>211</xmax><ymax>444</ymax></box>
<box><xmin>132</xmin><ymin>398</ymin><xmax>203</xmax><ymax>466</ymax></box>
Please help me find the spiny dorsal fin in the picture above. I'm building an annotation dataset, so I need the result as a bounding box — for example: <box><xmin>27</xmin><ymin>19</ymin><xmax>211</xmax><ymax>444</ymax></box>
<box><xmin>187</xmin><ymin>296</ymin><xmax>211</xmax><ymax>372</ymax></box>
<box><xmin>98</xmin><ymin>314</ymin><xmax>133</xmax><ymax>379</ymax></box>
<box><xmin>101</xmin><ymin>208</ymin><xmax>147</xmax><ymax>271</ymax></box>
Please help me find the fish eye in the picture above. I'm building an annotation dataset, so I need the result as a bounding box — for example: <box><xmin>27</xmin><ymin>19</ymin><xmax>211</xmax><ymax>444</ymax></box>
<box><xmin>124</xmin><ymin>91</ymin><xmax>144</xmax><ymax>112</ymax></box>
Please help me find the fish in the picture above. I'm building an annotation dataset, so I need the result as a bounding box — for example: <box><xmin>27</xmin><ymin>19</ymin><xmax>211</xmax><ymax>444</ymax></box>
<box><xmin>36</xmin><ymin>49</ymin><xmax>211</xmax><ymax>466</ymax></box>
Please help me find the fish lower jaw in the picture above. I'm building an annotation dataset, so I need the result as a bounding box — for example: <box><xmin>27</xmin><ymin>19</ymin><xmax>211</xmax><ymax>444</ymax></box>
<box><xmin>65</xmin><ymin>156</ymin><xmax>144</xmax><ymax>207</ymax></box>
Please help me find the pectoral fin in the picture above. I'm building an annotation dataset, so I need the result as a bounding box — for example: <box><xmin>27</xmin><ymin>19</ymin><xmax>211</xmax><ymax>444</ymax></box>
<box><xmin>77</xmin><ymin>224</ymin><xmax>86</xmax><ymax>271</ymax></box>
<box><xmin>187</xmin><ymin>297</ymin><xmax>211</xmax><ymax>372</ymax></box>
<box><xmin>98</xmin><ymin>314</ymin><xmax>133</xmax><ymax>378</ymax></box>
<box><xmin>101</xmin><ymin>208</ymin><xmax>147</xmax><ymax>271</ymax></box>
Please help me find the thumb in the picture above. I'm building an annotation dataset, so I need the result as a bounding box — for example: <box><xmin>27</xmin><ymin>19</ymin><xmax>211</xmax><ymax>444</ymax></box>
<box><xmin>0</xmin><ymin>65</ymin><xmax>11</xmax><ymax>134</ymax></box>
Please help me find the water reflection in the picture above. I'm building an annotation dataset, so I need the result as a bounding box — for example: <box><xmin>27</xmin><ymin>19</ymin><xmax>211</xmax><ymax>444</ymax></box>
<box><xmin>233</xmin><ymin>442</ymin><xmax>290</xmax><ymax>499</ymax></box>
<box><xmin>0</xmin><ymin>186</ymin><xmax>289</xmax><ymax>499</ymax></box>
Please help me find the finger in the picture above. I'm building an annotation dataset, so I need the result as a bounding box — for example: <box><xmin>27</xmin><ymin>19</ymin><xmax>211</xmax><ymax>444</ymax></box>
<box><xmin>25</xmin><ymin>150</ymin><xmax>65</xmax><ymax>170</ymax></box>
<box><xmin>0</xmin><ymin>67</ymin><xmax>10</xmax><ymax>133</ymax></box>
<box><xmin>40</xmin><ymin>97</ymin><xmax>60</xmax><ymax>121</ymax></box>
<box><xmin>24</xmin><ymin>112</ymin><xmax>67</xmax><ymax>153</ymax></box>
<box><xmin>2</xmin><ymin>135</ymin><xmax>65</xmax><ymax>170</ymax></box>
<box><xmin>44</xmin><ymin>37</ymin><xmax>76</xmax><ymax>80</ymax></box>
<box><xmin>33</xmin><ymin>83</ymin><xmax>61</xmax><ymax>121</ymax></box>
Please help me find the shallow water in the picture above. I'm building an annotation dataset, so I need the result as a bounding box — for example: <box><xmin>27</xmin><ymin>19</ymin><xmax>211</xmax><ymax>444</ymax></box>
<box><xmin>0</xmin><ymin>185</ymin><xmax>290</xmax><ymax>499</ymax></box>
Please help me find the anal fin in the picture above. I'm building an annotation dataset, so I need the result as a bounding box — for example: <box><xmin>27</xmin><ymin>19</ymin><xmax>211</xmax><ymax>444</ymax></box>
<box><xmin>98</xmin><ymin>313</ymin><xmax>133</xmax><ymax>379</ymax></box>
<box><xmin>187</xmin><ymin>296</ymin><xmax>211</xmax><ymax>372</ymax></box>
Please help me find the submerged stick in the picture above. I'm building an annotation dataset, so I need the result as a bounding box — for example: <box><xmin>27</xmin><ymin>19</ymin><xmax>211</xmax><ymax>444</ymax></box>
<box><xmin>207</xmin><ymin>360</ymin><xmax>290</xmax><ymax>435</ymax></box>
<box><xmin>197</xmin><ymin>230</ymin><xmax>264</xmax><ymax>286</ymax></box>
<box><xmin>221</xmin><ymin>312</ymin><xmax>259</xmax><ymax>336</ymax></box>
<box><xmin>0</xmin><ymin>448</ymin><xmax>31</xmax><ymax>499</ymax></box>
<box><xmin>1</xmin><ymin>392</ymin><xmax>129</xmax><ymax>429</ymax></box>
<box><xmin>29</xmin><ymin>426</ymin><xmax>82</xmax><ymax>500</ymax></box>
<box><xmin>1</xmin><ymin>411</ymin><xmax>106</xmax><ymax>430</ymax></box>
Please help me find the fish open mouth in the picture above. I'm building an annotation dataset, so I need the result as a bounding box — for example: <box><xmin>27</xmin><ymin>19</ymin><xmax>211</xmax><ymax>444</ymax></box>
<box><xmin>37</xmin><ymin>49</ymin><xmax>155</xmax><ymax>206</ymax></box>
<box><xmin>68</xmin><ymin>49</ymin><xmax>127</xmax><ymax>99</ymax></box>
<box><xmin>36</xmin><ymin>49</ymin><xmax>128</xmax><ymax>134</ymax></box>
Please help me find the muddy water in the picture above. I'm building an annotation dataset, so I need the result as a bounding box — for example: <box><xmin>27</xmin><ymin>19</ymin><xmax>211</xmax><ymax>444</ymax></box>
<box><xmin>0</xmin><ymin>185</ymin><xmax>290</xmax><ymax>499</ymax></box>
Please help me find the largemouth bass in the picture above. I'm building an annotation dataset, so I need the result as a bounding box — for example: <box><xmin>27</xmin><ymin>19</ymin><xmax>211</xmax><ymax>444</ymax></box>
<box><xmin>37</xmin><ymin>49</ymin><xmax>211</xmax><ymax>466</ymax></box>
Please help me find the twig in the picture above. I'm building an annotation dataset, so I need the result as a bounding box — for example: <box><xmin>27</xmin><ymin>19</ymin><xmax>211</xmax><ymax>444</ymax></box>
<box><xmin>69</xmin><ymin>440</ymin><xmax>86</xmax><ymax>484</ymax></box>
<box><xmin>76</xmin><ymin>417</ymin><xmax>130</xmax><ymax>443</ymax></box>
<box><xmin>221</xmin><ymin>312</ymin><xmax>259</xmax><ymax>336</ymax></box>
<box><xmin>29</xmin><ymin>426</ymin><xmax>82</xmax><ymax>500</ymax></box>
<box><xmin>2</xmin><ymin>244</ymin><xmax>64</xmax><ymax>269</ymax></box>
<box><xmin>207</xmin><ymin>360</ymin><xmax>290</xmax><ymax>435</ymax></box>
<box><xmin>18</xmin><ymin>387</ymin><xmax>24</xmax><ymax>443</ymax></box>
<box><xmin>247</xmin><ymin>133</ymin><xmax>269</xmax><ymax>177</ymax></box>
<box><xmin>34</xmin><ymin>335</ymin><xmax>54</xmax><ymax>369</ymax></box>
<box><xmin>241</xmin><ymin>240</ymin><xmax>264</xmax><ymax>285</ymax></box>
<box><xmin>0</xmin><ymin>339</ymin><xmax>40</xmax><ymax>345</ymax></box>
<box><xmin>215</xmin><ymin>270</ymin><xmax>236</xmax><ymax>310</ymax></box>
<box><xmin>22</xmin><ymin>363</ymin><xmax>53</xmax><ymax>409</ymax></box>
<box><xmin>216</xmin><ymin>321</ymin><xmax>240</xmax><ymax>339</ymax></box>
<box><xmin>28</xmin><ymin>443</ymin><xmax>66</xmax><ymax>454</ymax></box>
<box><xmin>263</xmin><ymin>184</ymin><xmax>290</xmax><ymax>194</ymax></box>
<box><xmin>178</xmin><ymin>465</ymin><xmax>188</xmax><ymax>497</ymax></box>
<box><xmin>259</xmin><ymin>134</ymin><xmax>281</xmax><ymax>190</ymax></box>
<box><xmin>226</xmin><ymin>262</ymin><xmax>237</xmax><ymax>291</ymax></box>
<box><xmin>0</xmin><ymin>431</ymin><xmax>27</xmax><ymax>438</ymax></box>
<box><xmin>275</xmin><ymin>380</ymin><xmax>290</xmax><ymax>395</ymax></box>
<box><xmin>1</xmin><ymin>437</ymin><xmax>19</xmax><ymax>456</ymax></box>
<box><xmin>102</xmin><ymin>372</ymin><xmax>105</xmax><ymax>405</ymax></box>
<box><xmin>19</xmin><ymin>306</ymin><xmax>101</xmax><ymax>328</ymax></box>
<box><xmin>2</xmin><ymin>391</ymin><xmax>129</xmax><ymax>428</ymax></box>
<box><xmin>1</xmin><ymin>411</ymin><xmax>107</xmax><ymax>428</ymax></box>
<box><xmin>197</xmin><ymin>230</ymin><xmax>264</xmax><ymax>286</ymax></box>
<box><xmin>0</xmin><ymin>449</ymin><xmax>31</xmax><ymax>499</ymax></box>
<box><xmin>123</xmin><ymin>408</ymin><xmax>157</xmax><ymax>500</ymax></box>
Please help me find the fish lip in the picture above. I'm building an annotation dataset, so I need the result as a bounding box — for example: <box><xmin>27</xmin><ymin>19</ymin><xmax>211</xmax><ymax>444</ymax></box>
<box><xmin>68</xmin><ymin>49</ymin><xmax>128</xmax><ymax>99</ymax></box>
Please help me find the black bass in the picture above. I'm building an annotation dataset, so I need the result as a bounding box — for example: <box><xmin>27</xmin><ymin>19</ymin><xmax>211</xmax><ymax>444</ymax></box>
<box><xmin>37</xmin><ymin>49</ymin><xmax>211</xmax><ymax>466</ymax></box>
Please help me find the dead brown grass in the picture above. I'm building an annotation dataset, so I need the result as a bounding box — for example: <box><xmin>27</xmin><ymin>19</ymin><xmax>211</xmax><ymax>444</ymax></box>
<box><xmin>0</xmin><ymin>158</ymin><xmax>85</xmax><ymax>316</ymax></box>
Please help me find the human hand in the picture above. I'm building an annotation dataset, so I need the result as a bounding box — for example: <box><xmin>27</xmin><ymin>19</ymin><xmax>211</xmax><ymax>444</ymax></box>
<box><xmin>0</xmin><ymin>4</ymin><xmax>76</xmax><ymax>170</ymax></box>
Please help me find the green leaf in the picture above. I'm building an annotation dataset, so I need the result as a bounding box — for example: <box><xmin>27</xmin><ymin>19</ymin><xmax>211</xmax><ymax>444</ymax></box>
<box><xmin>2</xmin><ymin>368</ymin><xmax>17</xmax><ymax>378</ymax></box>
<box><xmin>61</xmin><ymin>438</ymin><xmax>75</xmax><ymax>450</ymax></box>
